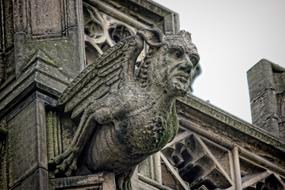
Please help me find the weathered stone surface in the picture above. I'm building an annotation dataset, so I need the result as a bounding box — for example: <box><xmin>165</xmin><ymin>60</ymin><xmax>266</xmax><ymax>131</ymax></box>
<box><xmin>50</xmin><ymin>173</ymin><xmax>104</xmax><ymax>189</ymax></box>
<box><xmin>13</xmin><ymin>0</ymin><xmax>85</xmax><ymax>80</ymax></box>
<box><xmin>174</xmin><ymin>95</ymin><xmax>285</xmax><ymax>189</ymax></box>
<box><xmin>10</xmin><ymin>168</ymin><xmax>48</xmax><ymax>190</ymax></box>
<box><xmin>7</xmin><ymin>96</ymin><xmax>48</xmax><ymax>189</ymax></box>
<box><xmin>1</xmin><ymin>0</ymin><xmax>285</xmax><ymax>190</ymax></box>
<box><xmin>177</xmin><ymin>96</ymin><xmax>285</xmax><ymax>171</ymax></box>
<box><xmin>163</xmin><ymin>134</ymin><xmax>232</xmax><ymax>189</ymax></box>
<box><xmin>0</xmin><ymin>53</ymin><xmax>70</xmax><ymax>119</ymax></box>
<box><xmin>0</xmin><ymin>1</ymin><xmax>186</xmax><ymax>189</ymax></box>
<box><xmin>48</xmin><ymin>28</ymin><xmax>200</xmax><ymax>190</ymax></box>
<box><xmin>0</xmin><ymin>119</ymin><xmax>7</xmax><ymax>190</ymax></box>
<box><xmin>0</xmin><ymin>0</ymin><xmax>14</xmax><ymax>84</ymax></box>
<box><xmin>178</xmin><ymin>95</ymin><xmax>284</xmax><ymax>148</ymax></box>
<box><xmin>248</xmin><ymin>59</ymin><xmax>285</xmax><ymax>142</ymax></box>
<box><xmin>85</xmin><ymin>0</ymin><xmax>179</xmax><ymax>34</ymax></box>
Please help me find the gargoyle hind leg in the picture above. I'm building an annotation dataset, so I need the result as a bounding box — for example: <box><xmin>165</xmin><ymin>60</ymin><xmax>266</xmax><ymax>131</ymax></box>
<box><xmin>49</xmin><ymin>106</ymin><xmax>97</xmax><ymax>176</ymax></box>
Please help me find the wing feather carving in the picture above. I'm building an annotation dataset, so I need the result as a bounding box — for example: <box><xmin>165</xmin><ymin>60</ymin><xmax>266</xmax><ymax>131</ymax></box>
<box><xmin>58</xmin><ymin>35</ymin><xmax>143</xmax><ymax>118</ymax></box>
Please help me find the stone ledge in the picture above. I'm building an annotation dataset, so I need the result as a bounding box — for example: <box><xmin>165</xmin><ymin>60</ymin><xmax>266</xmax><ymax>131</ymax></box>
<box><xmin>177</xmin><ymin>95</ymin><xmax>284</xmax><ymax>149</ymax></box>
<box><xmin>49</xmin><ymin>173</ymin><xmax>104</xmax><ymax>189</ymax></box>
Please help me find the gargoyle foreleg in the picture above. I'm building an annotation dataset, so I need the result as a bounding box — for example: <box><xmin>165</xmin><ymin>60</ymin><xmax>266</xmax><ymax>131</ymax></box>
<box><xmin>49</xmin><ymin>97</ymin><xmax>129</xmax><ymax>176</ymax></box>
<box><xmin>50</xmin><ymin>90</ymin><xmax>133</xmax><ymax>176</ymax></box>
<box><xmin>49</xmin><ymin>106</ymin><xmax>97</xmax><ymax>176</ymax></box>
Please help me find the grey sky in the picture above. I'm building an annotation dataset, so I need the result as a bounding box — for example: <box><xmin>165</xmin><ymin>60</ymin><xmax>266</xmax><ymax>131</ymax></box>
<box><xmin>154</xmin><ymin>0</ymin><xmax>285</xmax><ymax>122</ymax></box>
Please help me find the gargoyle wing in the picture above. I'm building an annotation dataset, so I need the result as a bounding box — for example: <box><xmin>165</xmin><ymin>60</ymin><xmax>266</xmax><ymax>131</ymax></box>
<box><xmin>58</xmin><ymin>35</ymin><xmax>144</xmax><ymax>119</ymax></box>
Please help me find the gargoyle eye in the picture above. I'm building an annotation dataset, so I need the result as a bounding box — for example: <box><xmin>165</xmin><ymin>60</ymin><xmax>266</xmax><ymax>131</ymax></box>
<box><xmin>170</xmin><ymin>47</ymin><xmax>184</xmax><ymax>59</ymax></box>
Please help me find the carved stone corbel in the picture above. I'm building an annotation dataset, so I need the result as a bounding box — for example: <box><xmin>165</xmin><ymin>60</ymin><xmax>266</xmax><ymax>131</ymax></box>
<box><xmin>48</xmin><ymin>28</ymin><xmax>201</xmax><ymax>190</ymax></box>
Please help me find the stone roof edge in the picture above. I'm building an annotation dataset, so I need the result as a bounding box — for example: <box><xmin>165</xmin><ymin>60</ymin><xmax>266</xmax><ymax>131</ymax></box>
<box><xmin>178</xmin><ymin>95</ymin><xmax>285</xmax><ymax>149</ymax></box>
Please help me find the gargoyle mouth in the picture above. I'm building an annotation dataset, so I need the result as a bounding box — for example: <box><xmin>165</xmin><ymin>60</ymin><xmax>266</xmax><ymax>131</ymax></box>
<box><xmin>175</xmin><ymin>75</ymin><xmax>188</xmax><ymax>84</ymax></box>
<box><xmin>173</xmin><ymin>73</ymin><xmax>190</xmax><ymax>84</ymax></box>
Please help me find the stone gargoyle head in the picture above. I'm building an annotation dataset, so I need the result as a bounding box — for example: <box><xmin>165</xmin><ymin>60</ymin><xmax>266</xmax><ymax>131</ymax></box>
<box><xmin>137</xmin><ymin>28</ymin><xmax>201</xmax><ymax>97</ymax></box>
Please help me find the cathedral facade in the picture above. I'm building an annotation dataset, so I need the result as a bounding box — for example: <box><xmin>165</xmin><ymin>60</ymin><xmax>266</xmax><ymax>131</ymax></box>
<box><xmin>0</xmin><ymin>0</ymin><xmax>284</xmax><ymax>189</ymax></box>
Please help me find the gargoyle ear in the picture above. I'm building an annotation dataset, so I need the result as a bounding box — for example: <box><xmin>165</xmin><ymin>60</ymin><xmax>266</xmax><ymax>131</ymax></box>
<box><xmin>177</xmin><ymin>30</ymin><xmax>192</xmax><ymax>40</ymax></box>
<box><xmin>137</xmin><ymin>28</ymin><xmax>165</xmax><ymax>47</ymax></box>
<box><xmin>188</xmin><ymin>64</ymin><xmax>202</xmax><ymax>92</ymax></box>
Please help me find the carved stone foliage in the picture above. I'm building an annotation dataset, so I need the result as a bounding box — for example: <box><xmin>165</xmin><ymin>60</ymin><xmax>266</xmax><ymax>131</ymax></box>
<box><xmin>83</xmin><ymin>2</ymin><xmax>136</xmax><ymax>64</ymax></box>
<box><xmin>163</xmin><ymin>134</ymin><xmax>232</xmax><ymax>190</ymax></box>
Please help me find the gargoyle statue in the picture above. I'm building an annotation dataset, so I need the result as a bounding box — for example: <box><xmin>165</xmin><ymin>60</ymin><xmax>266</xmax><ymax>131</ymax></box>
<box><xmin>49</xmin><ymin>28</ymin><xmax>200</xmax><ymax>189</ymax></box>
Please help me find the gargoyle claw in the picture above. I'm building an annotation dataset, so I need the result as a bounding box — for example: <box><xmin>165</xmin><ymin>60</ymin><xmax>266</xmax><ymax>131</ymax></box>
<box><xmin>48</xmin><ymin>148</ymin><xmax>79</xmax><ymax>176</ymax></box>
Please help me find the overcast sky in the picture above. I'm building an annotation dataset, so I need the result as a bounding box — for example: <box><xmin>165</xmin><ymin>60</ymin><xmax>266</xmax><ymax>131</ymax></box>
<box><xmin>154</xmin><ymin>0</ymin><xmax>285</xmax><ymax>122</ymax></box>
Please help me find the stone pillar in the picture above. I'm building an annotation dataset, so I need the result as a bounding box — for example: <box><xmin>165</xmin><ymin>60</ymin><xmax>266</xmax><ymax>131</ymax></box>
<box><xmin>6</xmin><ymin>93</ymin><xmax>49</xmax><ymax>190</ymax></box>
<box><xmin>13</xmin><ymin>0</ymin><xmax>85</xmax><ymax>78</ymax></box>
<box><xmin>0</xmin><ymin>0</ymin><xmax>85</xmax><ymax>189</ymax></box>
<box><xmin>247</xmin><ymin>59</ymin><xmax>285</xmax><ymax>141</ymax></box>
<box><xmin>1</xmin><ymin>0</ymin><xmax>184</xmax><ymax>189</ymax></box>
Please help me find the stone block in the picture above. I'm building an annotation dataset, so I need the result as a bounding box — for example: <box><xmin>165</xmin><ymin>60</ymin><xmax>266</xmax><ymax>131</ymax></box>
<box><xmin>10</xmin><ymin>168</ymin><xmax>48</xmax><ymax>190</ymax></box>
<box><xmin>7</xmin><ymin>98</ymin><xmax>48</xmax><ymax>189</ymax></box>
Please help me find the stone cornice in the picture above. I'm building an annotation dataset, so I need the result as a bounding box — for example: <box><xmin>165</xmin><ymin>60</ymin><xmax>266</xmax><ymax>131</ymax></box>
<box><xmin>177</xmin><ymin>95</ymin><xmax>284</xmax><ymax>149</ymax></box>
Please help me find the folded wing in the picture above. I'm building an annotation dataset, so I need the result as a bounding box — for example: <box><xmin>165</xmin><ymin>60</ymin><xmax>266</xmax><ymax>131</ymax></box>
<box><xmin>58</xmin><ymin>35</ymin><xmax>144</xmax><ymax>119</ymax></box>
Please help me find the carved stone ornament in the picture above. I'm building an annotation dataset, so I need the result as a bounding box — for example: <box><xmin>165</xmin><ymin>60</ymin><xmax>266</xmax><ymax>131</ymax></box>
<box><xmin>83</xmin><ymin>2</ymin><xmax>136</xmax><ymax>65</ymax></box>
<box><xmin>48</xmin><ymin>28</ymin><xmax>200</xmax><ymax>190</ymax></box>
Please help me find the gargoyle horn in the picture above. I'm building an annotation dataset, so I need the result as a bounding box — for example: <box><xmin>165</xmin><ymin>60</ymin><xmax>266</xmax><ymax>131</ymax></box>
<box><xmin>137</xmin><ymin>28</ymin><xmax>165</xmax><ymax>48</ymax></box>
